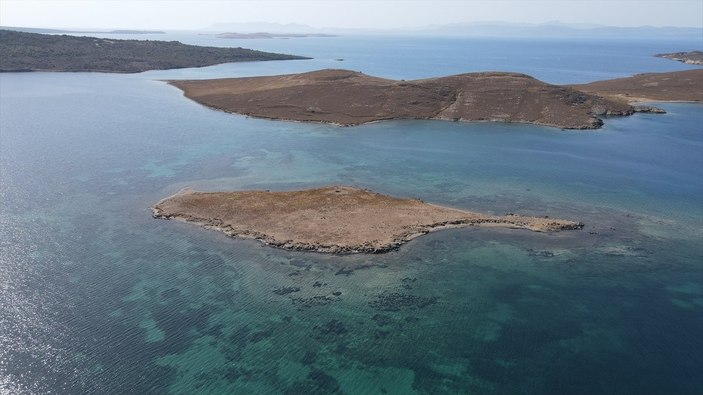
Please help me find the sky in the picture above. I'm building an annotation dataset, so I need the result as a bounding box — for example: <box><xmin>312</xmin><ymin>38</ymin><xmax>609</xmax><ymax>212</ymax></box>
<box><xmin>1</xmin><ymin>0</ymin><xmax>702</xmax><ymax>30</ymax></box>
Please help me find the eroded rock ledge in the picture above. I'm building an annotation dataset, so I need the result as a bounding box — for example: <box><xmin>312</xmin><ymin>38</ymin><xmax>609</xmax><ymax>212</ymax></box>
<box><xmin>152</xmin><ymin>186</ymin><xmax>583</xmax><ymax>254</ymax></box>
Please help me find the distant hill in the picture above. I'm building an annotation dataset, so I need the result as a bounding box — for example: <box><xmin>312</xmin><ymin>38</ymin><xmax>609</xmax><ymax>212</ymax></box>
<box><xmin>400</xmin><ymin>22</ymin><xmax>703</xmax><ymax>39</ymax></box>
<box><xmin>0</xmin><ymin>29</ymin><xmax>309</xmax><ymax>73</ymax></box>
<box><xmin>0</xmin><ymin>26</ymin><xmax>166</xmax><ymax>34</ymax></box>
<box><xmin>205</xmin><ymin>22</ymin><xmax>318</xmax><ymax>34</ymax></box>
<box><xmin>202</xmin><ymin>21</ymin><xmax>703</xmax><ymax>38</ymax></box>
<box><xmin>107</xmin><ymin>30</ymin><xmax>167</xmax><ymax>34</ymax></box>
<box><xmin>216</xmin><ymin>32</ymin><xmax>336</xmax><ymax>39</ymax></box>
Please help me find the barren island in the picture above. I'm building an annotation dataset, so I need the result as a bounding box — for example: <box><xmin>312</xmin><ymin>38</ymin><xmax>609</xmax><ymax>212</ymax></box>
<box><xmin>168</xmin><ymin>69</ymin><xmax>634</xmax><ymax>129</ymax></box>
<box><xmin>166</xmin><ymin>68</ymin><xmax>703</xmax><ymax>129</ymax></box>
<box><xmin>153</xmin><ymin>186</ymin><xmax>583</xmax><ymax>253</ymax></box>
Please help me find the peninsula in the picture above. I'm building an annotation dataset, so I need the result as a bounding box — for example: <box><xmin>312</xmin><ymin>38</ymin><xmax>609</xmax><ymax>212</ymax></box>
<box><xmin>168</xmin><ymin>69</ymin><xmax>644</xmax><ymax>129</ymax></box>
<box><xmin>572</xmin><ymin>69</ymin><xmax>703</xmax><ymax>102</ymax></box>
<box><xmin>152</xmin><ymin>186</ymin><xmax>583</xmax><ymax>254</ymax></box>
<box><xmin>0</xmin><ymin>29</ymin><xmax>308</xmax><ymax>73</ymax></box>
<box><xmin>655</xmin><ymin>51</ymin><xmax>703</xmax><ymax>66</ymax></box>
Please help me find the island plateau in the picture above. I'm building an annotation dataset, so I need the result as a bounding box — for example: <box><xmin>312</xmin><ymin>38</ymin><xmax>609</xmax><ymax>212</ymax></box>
<box><xmin>167</xmin><ymin>68</ymin><xmax>679</xmax><ymax>129</ymax></box>
<box><xmin>0</xmin><ymin>29</ymin><xmax>308</xmax><ymax>73</ymax></box>
<box><xmin>153</xmin><ymin>186</ymin><xmax>583</xmax><ymax>254</ymax></box>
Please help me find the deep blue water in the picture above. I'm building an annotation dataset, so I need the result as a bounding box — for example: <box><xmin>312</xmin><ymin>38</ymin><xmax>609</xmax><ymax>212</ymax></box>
<box><xmin>1</xmin><ymin>35</ymin><xmax>702</xmax><ymax>394</ymax></box>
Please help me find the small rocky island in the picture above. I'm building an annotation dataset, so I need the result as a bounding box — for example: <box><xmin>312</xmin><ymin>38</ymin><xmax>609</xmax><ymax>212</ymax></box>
<box><xmin>216</xmin><ymin>32</ymin><xmax>336</xmax><ymax>39</ymax></box>
<box><xmin>153</xmin><ymin>186</ymin><xmax>583</xmax><ymax>254</ymax></box>
<box><xmin>0</xmin><ymin>29</ymin><xmax>308</xmax><ymax>73</ymax></box>
<box><xmin>168</xmin><ymin>69</ymin><xmax>665</xmax><ymax>129</ymax></box>
<box><xmin>655</xmin><ymin>51</ymin><xmax>703</xmax><ymax>65</ymax></box>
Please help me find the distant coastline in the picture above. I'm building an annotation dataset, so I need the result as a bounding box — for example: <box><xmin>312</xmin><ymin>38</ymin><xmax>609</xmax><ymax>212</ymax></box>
<box><xmin>0</xmin><ymin>29</ymin><xmax>309</xmax><ymax>73</ymax></box>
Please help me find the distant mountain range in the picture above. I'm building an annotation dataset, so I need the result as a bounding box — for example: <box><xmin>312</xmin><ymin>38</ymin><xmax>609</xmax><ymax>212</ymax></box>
<box><xmin>4</xmin><ymin>22</ymin><xmax>701</xmax><ymax>39</ymax></box>
<box><xmin>205</xmin><ymin>22</ymin><xmax>317</xmax><ymax>34</ymax></box>
<box><xmin>204</xmin><ymin>21</ymin><xmax>703</xmax><ymax>39</ymax></box>
<box><xmin>404</xmin><ymin>21</ymin><xmax>703</xmax><ymax>38</ymax></box>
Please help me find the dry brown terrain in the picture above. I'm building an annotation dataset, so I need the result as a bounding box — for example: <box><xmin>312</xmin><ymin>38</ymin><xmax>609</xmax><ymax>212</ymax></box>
<box><xmin>572</xmin><ymin>69</ymin><xmax>703</xmax><ymax>102</ymax></box>
<box><xmin>168</xmin><ymin>69</ymin><xmax>635</xmax><ymax>129</ymax></box>
<box><xmin>153</xmin><ymin>186</ymin><xmax>583</xmax><ymax>253</ymax></box>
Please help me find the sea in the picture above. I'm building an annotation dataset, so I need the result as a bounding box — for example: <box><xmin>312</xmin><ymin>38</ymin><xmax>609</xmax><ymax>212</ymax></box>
<box><xmin>1</xmin><ymin>34</ymin><xmax>702</xmax><ymax>394</ymax></box>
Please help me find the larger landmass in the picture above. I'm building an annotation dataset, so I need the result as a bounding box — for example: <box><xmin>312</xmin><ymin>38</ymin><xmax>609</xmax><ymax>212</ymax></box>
<box><xmin>572</xmin><ymin>69</ymin><xmax>703</xmax><ymax>103</ymax></box>
<box><xmin>168</xmin><ymin>68</ymin><xmax>691</xmax><ymax>130</ymax></box>
<box><xmin>0</xmin><ymin>29</ymin><xmax>308</xmax><ymax>73</ymax></box>
<box><xmin>153</xmin><ymin>186</ymin><xmax>583</xmax><ymax>254</ymax></box>
<box><xmin>1</xmin><ymin>26</ymin><xmax>166</xmax><ymax>34</ymax></box>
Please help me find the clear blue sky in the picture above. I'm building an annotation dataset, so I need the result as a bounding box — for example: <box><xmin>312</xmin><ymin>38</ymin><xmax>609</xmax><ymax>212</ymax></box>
<box><xmin>1</xmin><ymin>0</ymin><xmax>702</xmax><ymax>30</ymax></box>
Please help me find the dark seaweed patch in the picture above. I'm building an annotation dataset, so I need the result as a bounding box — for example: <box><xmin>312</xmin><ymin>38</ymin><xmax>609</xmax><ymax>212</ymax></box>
<box><xmin>302</xmin><ymin>350</ymin><xmax>317</xmax><ymax>366</ymax></box>
<box><xmin>274</xmin><ymin>287</ymin><xmax>301</xmax><ymax>295</ymax></box>
<box><xmin>314</xmin><ymin>320</ymin><xmax>348</xmax><ymax>337</ymax></box>
<box><xmin>292</xmin><ymin>295</ymin><xmax>335</xmax><ymax>309</ymax></box>
<box><xmin>369</xmin><ymin>292</ymin><xmax>438</xmax><ymax>311</ymax></box>
<box><xmin>372</xmin><ymin>314</ymin><xmax>393</xmax><ymax>327</ymax></box>
<box><xmin>284</xmin><ymin>369</ymin><xmax>341</xmax><ymax>395</ymax></box>
<box><xmin>250</xmin><ymin>327</ymin><xmax>274</xmax><ymax>343</ymax></box>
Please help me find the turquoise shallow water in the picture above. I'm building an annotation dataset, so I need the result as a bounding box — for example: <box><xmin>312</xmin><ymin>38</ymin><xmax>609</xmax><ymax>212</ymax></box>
<box><xmin>1</xmin><ymin>36</ymin><xmax>702</xmax><ymax>394</ymax></box>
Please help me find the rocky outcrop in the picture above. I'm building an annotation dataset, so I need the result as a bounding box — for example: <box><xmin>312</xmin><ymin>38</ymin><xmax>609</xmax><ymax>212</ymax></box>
<box><xmin>655</xmin><ymin>51</ymin><xmax>703</xmax><ymax>66</ymax></box>
<box><xmin>633</xmin><ymin>105</ymin><xmax>666</xmax><ymax>114</ymax></box>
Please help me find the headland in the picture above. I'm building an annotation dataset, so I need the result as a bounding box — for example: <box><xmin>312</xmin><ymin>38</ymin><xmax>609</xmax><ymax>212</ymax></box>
<box><xmin>655</xmin><ymin>51</ymin><xmax>703</xmax><ymax>66</ymax></box>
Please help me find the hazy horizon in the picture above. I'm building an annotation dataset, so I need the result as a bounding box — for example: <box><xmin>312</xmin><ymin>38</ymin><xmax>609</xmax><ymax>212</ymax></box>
<box><xmin>2</xmin><ymin>0</ymin><xmax>702</xmax><ymax>31</ymax></box>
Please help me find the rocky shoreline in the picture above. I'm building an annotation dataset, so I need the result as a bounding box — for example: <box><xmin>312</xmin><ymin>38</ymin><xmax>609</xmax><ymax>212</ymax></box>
<box><xmin>152</xmin><ymin>187</ymin><xmax>584</xmax><ymax>254</ymax></box>
<box><xmin>655</xmin><ymin>51</ymin><xmax>703</xmax><ymax>66</ymax></box>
